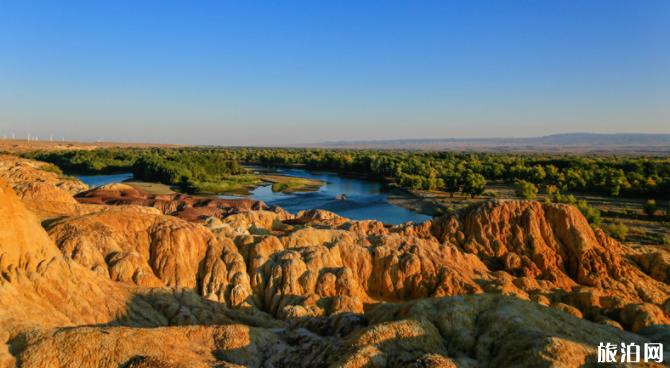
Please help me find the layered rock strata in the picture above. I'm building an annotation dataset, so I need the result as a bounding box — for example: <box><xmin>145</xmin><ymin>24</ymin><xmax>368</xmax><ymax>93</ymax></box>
<box><xmin>2</xmin><ymin>157</ymin><xmax>670</xmax><ymax>367</ymax></box>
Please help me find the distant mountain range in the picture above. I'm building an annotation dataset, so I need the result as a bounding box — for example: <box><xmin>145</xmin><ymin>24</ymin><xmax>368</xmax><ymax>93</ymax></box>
<box><xmin>305</xmin><ymin>133</ymin><xmax>670</xmax><ymax>154</ymax></box>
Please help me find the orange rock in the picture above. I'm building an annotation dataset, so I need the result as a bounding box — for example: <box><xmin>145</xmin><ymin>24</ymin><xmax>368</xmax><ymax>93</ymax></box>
<box><xmin>4</xmin><ymin>157</ymin><xmax>670</xmax><ymax>367</ymax></box>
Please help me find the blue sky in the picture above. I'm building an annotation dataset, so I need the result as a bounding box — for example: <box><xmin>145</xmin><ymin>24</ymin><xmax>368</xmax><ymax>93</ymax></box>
<box><xmin>1</xmin><ymin>1</ymin><xmax>668</xmax><ymax>145</ymax></box>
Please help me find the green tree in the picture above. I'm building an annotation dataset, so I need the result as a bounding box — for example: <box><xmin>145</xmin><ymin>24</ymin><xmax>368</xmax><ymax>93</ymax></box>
<box><xmin>461</xmin><ymin>171</ymin><xmax>486</xmax><ymax>199</ymax></box>
<box><xmin>442</xmin><ymin>174</ymin><xmax>460</xmax><ymax>197</ymax></box>
<box><xmin>643</xmin><ymin>200</ymin><xmax>657</xmax><ymax>218</ymax></box>
<box><xmin>515</xmin><ymin>180</ymin><xmax>538</xmax><ymax>199</ymax></box>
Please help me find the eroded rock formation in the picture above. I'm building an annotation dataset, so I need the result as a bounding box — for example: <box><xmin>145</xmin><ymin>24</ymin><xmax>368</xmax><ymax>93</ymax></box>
<box><xmin>2</xmin><ymin>157</ymin><xmax>670</xmax><ymax>367</ymax></box>
<box><xmin>0</xmin><ymin>154</ymin><xmax>88</xmax><ymax>194</ymax></box>
<box><xmin>76</xmin><ymin>183</ymin><xmax>292</xmax><ymax>222</ymax></box>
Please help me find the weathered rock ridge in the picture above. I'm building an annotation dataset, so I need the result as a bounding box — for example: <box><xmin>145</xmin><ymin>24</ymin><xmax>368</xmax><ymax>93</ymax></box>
<box><xmin>0</xmin><ymin>154</ymin><xmax>89</xmax><ymax>194</ymax></box>
<box><xmin>75</xmin><ymin>183</ymin><xmax>293</xmax><ymax>222</ymax></box>
<box><xmin>1</xmin><ymin>157</ymin><xmax>670</xmax><ymax>367</ymax></box>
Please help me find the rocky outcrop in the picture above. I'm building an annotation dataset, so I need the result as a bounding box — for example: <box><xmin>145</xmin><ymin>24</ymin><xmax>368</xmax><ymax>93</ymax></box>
<box><xmin>4</xmin><ymin>157</ymin><xmax>670</xmax><ymax>367</ymax></box>
<box><xmin>42</xmin><ymin>197</ymin><xmax>670</xmax><ymax>334</ymax></box>
<box><xmin>31</xmin><ymin>184</ymin><xmax>670</xmax><ymax>328</ymax></box>
<box><xmin>47</xmin><ymin>211</ymin><xmax>216</xmax><ymax>289</ymax></box>
<box><xmin>13</xmin><ymin>180</ymin><xmax>160</xmax><ymax>220</ymax></box>
<box><xmin>0</xmin><ymin>176</ymin><xmax>280</xmax><ymax>367</ymax></box>
<box><xmin>0</xmin><ymin>154</ymin><xmax>89</xmax><ymax>194</ymax></box>
<box><xmin>76</xmin><ymin>183</ymin><xmax>292</xmax><ymax>222</ymax></box>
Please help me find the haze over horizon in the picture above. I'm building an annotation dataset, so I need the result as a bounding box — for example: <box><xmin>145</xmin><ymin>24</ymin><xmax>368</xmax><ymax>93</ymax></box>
<box><xmin>1</xmin><ymin>1</ymin><xmax>669</xmax><ymax>146</ymax></box>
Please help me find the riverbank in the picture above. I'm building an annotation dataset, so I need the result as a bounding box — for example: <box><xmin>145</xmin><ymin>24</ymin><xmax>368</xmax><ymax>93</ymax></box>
<box><xmin>122</xmin><ymin>178</ymin><xmax>178</xmax><ymax>195</ymax></box>
<box><xmin>386</xmin><ymin>188</ymin><xmax>448</xmax><ymax>217</ymax></box>
<box><xmin>224</xmin><ymin>165</ymin><xmax>326</xmax><ymax>196</ymax></box>
<box><xmin>386</xmin><ymin>185</ymin><xmax>509</xmax><ymax>217</ymax></box>
<box><xmin>259</xmin><ymin>174</ymin><xmax>324</xmax><ymax>193</ymax></box>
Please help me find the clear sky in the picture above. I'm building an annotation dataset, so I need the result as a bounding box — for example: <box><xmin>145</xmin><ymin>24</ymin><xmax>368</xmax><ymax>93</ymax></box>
<box><xmin>1</xmin><ymin>1</ymin><xmax>669</xmax><ymax>146</ymax></box>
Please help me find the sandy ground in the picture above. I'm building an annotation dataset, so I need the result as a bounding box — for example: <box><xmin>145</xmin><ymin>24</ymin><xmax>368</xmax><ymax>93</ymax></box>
<box><xmin>121</xmin><ymin>179</ymin><xmax>178</xmax><ymax>195</ymax></box>
<box><xmin>0</xmin><ymin>138</ymin><xmax>187</xmax><ymax>153</ymax></box>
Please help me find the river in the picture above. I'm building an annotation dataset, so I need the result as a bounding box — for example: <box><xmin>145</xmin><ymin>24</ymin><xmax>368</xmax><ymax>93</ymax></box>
<box><xmin>75</xmin><ymin>169</ymin><xmax>431</xmax><ymax>225</ymax></box>
<box><xmin>74</xmin><ymin>173</ymin><xmax>134</xmax><ymax>187</ymax></box>
<box><xmin>220</xmin><ymin>169</ymin><xmax>431</xmax><ymax>225</ymax></box>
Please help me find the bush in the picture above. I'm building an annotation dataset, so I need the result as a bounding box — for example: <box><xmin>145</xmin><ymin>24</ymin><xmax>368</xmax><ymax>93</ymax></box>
<box><xmin>184</xmin><ymin>180</ymin><xmax>243</xmax><ymax>193</ymax></box>
<box><xmin>663</xmin><ymin>237</ymin><xmax>670</xmax><ymax>245</ymax></box>
<box><xmin>604</xmin><ymin>222</ymin><xmax>628</xmax><ymax>241</ymax></box>
<box><xmin>41</xmin><ymin>163</ymin><xmax>63</xmax><ymax>176</ymax></box>
<box><xmin>577</xmin><ymin>200</ymin><xmax>601</xmax><ymax>228</ymax></box>
<box><xmin>624</xmin><ymin>207</ymin><xmax>637</xmax><ymax>218</ymax></box>
<box><xmin>545</xmin><ymin>185</ymin><xmax>558</xmax><ymax>197</ymax></box>
<box><xmin>552</xmin><ymin>191</ymin><xmax>577</xmax><ymax>204</ymax></box>
<box><xmin>515</xmin><ymin>180</ymin><xmax>538</xmax><ymax>199</ymax></box>
<box><xmin>644</xmin><ymin>200</ymin><xmax>657</xmax><ymax>218</ymax></box>
<box><xmin>272</xmin><ymin>179</ymin><xmax>306</xmax><ymax>192</ymax></box>
<box><xmin>483</xmin><ymin>191</ymin><xmax>498</xmax><ymax>197</ymax></box>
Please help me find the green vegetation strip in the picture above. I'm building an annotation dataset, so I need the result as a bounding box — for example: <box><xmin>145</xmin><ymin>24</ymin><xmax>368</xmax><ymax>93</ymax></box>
<box><xmin>21</xmin><ymin>147</ymin><xmax>670</xmax><ymax>206</ymax></box>
<box><xmin>271</xmin><ymin>179</ymin><xmax>307</xmax><ymax>192</ymax></box>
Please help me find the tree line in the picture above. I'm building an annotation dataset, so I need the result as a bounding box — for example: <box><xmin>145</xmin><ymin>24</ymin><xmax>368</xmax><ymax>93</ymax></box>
<box><xmin>232</xmin><ymin>148</ymin><xmax>670</xmax><ymax>200</ymax></box>
<box><xmin>22</xmin><ymin>148</ymin><xmax>252</xmax><ymax>193</ymax></box>
<box><xmin>21</xmin><ymin>147</ymin><xmax>670</xmax><ymax>200</ymax></box>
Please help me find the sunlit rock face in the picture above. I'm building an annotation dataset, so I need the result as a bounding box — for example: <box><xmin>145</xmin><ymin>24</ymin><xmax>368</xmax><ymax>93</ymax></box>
<box><xmin>2</xmin><ymin>157</ymin><xmax>670</xmax><ymax>367</ymax></box>
<box><xmin>0</xmin><ymin>154</ymin><xmax>89</xmax><ymax>195</ymax></box>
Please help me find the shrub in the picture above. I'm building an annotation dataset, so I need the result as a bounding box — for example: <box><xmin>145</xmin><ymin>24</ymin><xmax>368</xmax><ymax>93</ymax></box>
<box><xmin>552</xmin><ymin>191</ymin><xmax>576</xmax><ymax>204</ymax></box>
<box><xmin>604</xmin><ymin>222</ymin><xmax>628</xmax><ymax>241</ymax></box>
<box><xmin>545</xmin><ymin>185</ymin><xmax>558</xmax><ymax>197</ymax></box>
<box><xmin>624</xmin><ymin>207</ymin><xmax>637</xmax><ymax>218</ymax></box>
<box><xmin>644</xmin><ymin>200</ymin><xmax>657</xmax><ymax>218</ymax></box>
<box><xmin>185</xmin><ymin>180</ymin><xmax>243</xmax><ymax>193</ymax></box>
<box><xmin>272</xmin><ymin>179</ymin><xmax>306</xmax><ymax>192</ymax></box>
<box><xmin>577</xmin><ymin>200</ymin><xmax>601</xmax><ymax>228</ymax></box>
<box><xmin>515</xmin><ymin>180</ymin><xmax>538</xmax><ymax>199</ymax></box>
<box><xmin>41</xmin><ymin>163</ymin><xmax>63</xmax><ymax>176</ymax></box>
<box><xmin>483</xmin><ymin>190</ymin><xmax>498</xmax><ymax>197</ymax></box>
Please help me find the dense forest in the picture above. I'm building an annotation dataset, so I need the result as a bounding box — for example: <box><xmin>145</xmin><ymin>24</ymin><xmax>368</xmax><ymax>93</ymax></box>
<box><xmin>21</xmin><ymin>147</ymin><xmax>670</xmax><ymax>201</ymax></box>
<box><xmin>22</xmin><ymin>148</ymin><xmax>257</xmax><ymax>193</ymax></box>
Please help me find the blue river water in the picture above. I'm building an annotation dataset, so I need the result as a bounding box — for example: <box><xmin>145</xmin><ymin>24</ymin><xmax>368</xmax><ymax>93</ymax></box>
<box><xmin>75</xmin><ymin>173</ymin><xmax>134</xmax><ymax>187</ymax></box>
<box><xmin>75</xmin><ymin>169</ymin><xmax>431</xmax><ymax>225</ymax></box>
<box><xmin>220</xmin><ymin>169</ymin><xmax>431</xmax><ymax>225</ymax></box>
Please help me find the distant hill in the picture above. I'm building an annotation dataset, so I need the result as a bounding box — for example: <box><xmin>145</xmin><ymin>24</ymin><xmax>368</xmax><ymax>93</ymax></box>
<box><xmin>305</xmin><ymin>133</ymin><xmax>670</xmax><ymax>155</ymax></box>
